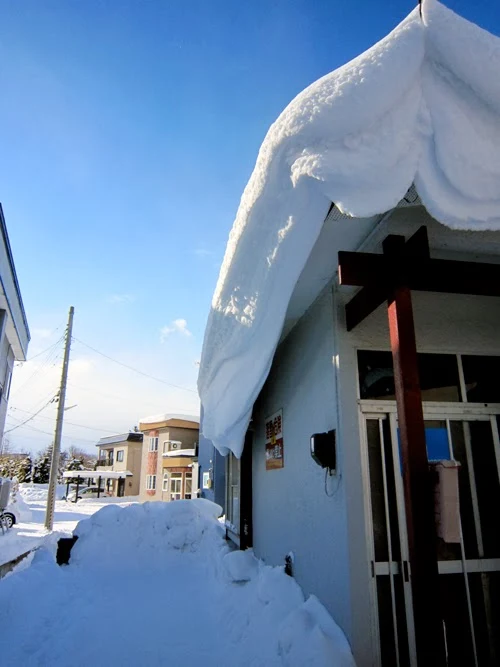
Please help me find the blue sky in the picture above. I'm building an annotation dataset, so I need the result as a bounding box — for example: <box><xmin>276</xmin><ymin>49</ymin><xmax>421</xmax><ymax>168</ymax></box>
<box><xmin>1</xmin><ymin>0</ymin><xmax>498</xmax><ymax>454</ymax></box>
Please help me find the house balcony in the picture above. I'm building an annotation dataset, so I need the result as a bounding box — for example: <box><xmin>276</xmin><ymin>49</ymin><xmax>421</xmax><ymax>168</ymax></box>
<box><xmin>96</xmin><ymin>459</ymin><xmax>114</xmax><ymax>468</ymax></box>
<box><xmin>162</xmin><ymin>448</ymin><xmax>196</xmax><ymax>458</ymax></box>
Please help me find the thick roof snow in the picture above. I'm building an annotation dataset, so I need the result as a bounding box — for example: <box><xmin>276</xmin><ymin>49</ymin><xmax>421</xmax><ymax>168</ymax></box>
<box><xmin>198</xmin><ymin>0</ymin><xmax>500</xmax><ymax>457</ymax></box>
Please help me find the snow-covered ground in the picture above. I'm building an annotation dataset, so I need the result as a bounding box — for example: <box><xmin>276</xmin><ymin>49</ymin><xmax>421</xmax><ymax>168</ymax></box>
<box><xmin>0</xmin><ymin>483</ymin><xmax>138</xmax><ymax>568</ymax></box>
<box><xmin>0</xmin><ymin>499</ymin><xmax>355</xmax><ymax>666</ymax></box>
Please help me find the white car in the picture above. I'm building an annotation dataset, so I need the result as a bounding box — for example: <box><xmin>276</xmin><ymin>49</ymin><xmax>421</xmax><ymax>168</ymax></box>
<box><xmin>2</xmin><ymin>501</ymin><xmax>32</xmax><ymax>529</ymax></box>
<box><xmin>2</xmin><ymin>504</ymin><xmax>20</xmax><ymax>529</ymax></box>
<box><xmin>66</xmin><ymin>486</ymin><xmax>109</xmax><ymax>502</ymax></box>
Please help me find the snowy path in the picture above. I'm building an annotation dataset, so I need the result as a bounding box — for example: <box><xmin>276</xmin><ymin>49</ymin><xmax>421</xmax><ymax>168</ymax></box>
<box><xmin>0</xmin><ymin>500</ymin><xmax>355</xmax><ymax>667</ymax></box>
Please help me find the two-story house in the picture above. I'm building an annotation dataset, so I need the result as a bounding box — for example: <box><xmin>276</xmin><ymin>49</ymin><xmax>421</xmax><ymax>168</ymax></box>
<box><xmin>138</xmin><ymin>414</ymin><xmax>199</xmax><ymax>501</ymax></box>
<box><xmin>96</xmin><ymin>432</ymin><xmax>143</xmax><ymax>497</ymax></box>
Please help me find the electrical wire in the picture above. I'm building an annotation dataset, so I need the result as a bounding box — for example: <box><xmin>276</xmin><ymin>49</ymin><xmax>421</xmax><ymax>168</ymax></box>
<box><xmin>4</xmin><ymin>395</ymin><xmax>58</xmax><ymax>434</ymax></box>
<box><xmin>11</xmin><ymin>336</ymin><xmax>65</xmax><ymax>398</ymax></box>
<box><xmin>66</xmin><ymin>381</ymin><xmax>171</xmax><ymax>412</ymax></box>
<box><xmin>22</xmin><ymin>332</ymin><xmax>64</xmax><ymax>362</ymax></box>
<box><xmin>5</xmin><ymin>418</ymin><xmax>96</xmax><ymax>444</ymax></box>
<box><xmin>8</xmin><ymin>405</ymin><xmax>121</xmax><ymax>435</ymax></box>
<box><xmin>72</xmin><ymin>337</ymin><xmax>197</xmax><ymax>393</ymax></box>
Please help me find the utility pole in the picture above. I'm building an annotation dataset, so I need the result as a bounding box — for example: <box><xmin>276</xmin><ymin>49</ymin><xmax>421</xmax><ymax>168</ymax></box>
<box><xmin>45</xmin><ymin>306</ymin><xmax>74</xmax><ymax>531</ymax></box>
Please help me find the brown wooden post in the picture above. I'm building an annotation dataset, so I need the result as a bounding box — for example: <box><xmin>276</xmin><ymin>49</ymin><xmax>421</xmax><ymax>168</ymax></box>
<box><xmin>388</xmin><ymin>286</ymin><xmax>446</xmax><ymax>666</ymax></box>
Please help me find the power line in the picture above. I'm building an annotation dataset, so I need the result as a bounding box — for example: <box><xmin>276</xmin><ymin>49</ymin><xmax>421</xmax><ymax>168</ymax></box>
<box><xmin>4</xmin><ymin>395</ymin><xmax>58</xmax><ymax>434</ymax></box>
<box><xmin>66</xmin><ymin>380</ymin><xmax>171</xmax><ymax>412</ymax></box>
<box><xmin>5</xmin><ymin>419</ymin><xmax>96</xmax><ymax>444</ymax></box>
<box><xmin>11</xmin><ymin>336</ymin><xmax>65</xmax><ymax>398</ymax></box>
<box><xmin>8</xmin><ymin>405</ymin><xmax>121</xmax><ymax>435</ymax></box>
<box><xmin>22</xmin><ymin>333</ymin><xmax>65</xmax><ymax>362</ymax></box>
<box><xmin>72</xmin><ymin>337</ymin><xmax>197</xmax><ymax>394</ymax></box>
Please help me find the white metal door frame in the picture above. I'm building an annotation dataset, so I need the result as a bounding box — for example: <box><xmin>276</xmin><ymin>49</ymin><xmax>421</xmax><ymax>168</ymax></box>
<box><xmin>360</xmin><ymin>401</ymin><xmax>500</xmax><ymax>667</ymax></box>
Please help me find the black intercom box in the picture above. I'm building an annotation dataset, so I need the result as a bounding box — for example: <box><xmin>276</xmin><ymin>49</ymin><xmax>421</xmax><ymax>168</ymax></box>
<box><xmin>310</xmin><ymin>429</ymin><xmax>336</xmax><ymax>471</ymax></box>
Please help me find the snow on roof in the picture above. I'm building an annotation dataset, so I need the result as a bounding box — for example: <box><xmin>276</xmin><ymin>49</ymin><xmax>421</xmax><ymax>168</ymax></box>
<box><xmin>97</xmin><ymin>432</ymin><xmax>143</xmax><ymax>447</ymax></box>
<box><xmin>198</xmin><ymin>0</ymin><xmax>500</xmax><ymax>458</ymax></box>
<box><xmin>139</xmin><ymin>413</ymin><xmax>200</xmax><ymax>426</ymax></box>
<box><xmin>62</xmin><ymin>470</ymin><xmax>132</xmax><ymax>480</ymax></box>
<box><xmin>162</xmin><ymin>448</ymin><xmax>197</xmax><ymax>458</ymax></box>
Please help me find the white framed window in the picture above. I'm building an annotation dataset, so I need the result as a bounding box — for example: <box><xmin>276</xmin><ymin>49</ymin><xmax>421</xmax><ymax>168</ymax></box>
<box><xmin>148</xmin><ymin>437</ymin><xmax>159</xmax><ymax>452</ymax></box>
<box><xmin>162</xmin><ymin>471</ymin><xmax>169</xmax><ymax>491</ymax></box>
<box><xmin>226</xmin><ymin>453</ymin><xmax>240</xmax><ymax>533</ymax></box>
<box><xmin>184</xmin><ymin>472</ymin><xmax>192</xmax><ymax>500</ymax></box>
<box><xmin>116</xmin><ymin>450</ymin><xmax>124</xmax><ymax>462</ymax></box>
<box><xmin>146</xmin><ymin>474</ymin><xmax>156</xmax><ymax>491</ymax></box>
<box><xmin>169</xmin><ymin>472</ymin><xmax>182</xmax><ymax>500</ymax></box>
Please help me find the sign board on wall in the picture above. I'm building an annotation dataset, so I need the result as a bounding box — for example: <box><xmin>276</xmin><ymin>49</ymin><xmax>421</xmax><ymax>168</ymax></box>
<box><xmin>265</xmin><ymin>409</ymin><xmax>284</xmax><ymax>470</ymax></box>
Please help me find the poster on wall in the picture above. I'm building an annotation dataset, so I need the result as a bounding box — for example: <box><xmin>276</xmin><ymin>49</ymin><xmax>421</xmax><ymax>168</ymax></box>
<box><xmin>265</xmin><ymin>409</ymin><xmax>284</xmax><ymax>470</ymax></box>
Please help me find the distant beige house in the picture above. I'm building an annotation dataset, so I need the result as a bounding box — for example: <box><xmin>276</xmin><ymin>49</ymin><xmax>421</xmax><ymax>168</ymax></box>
<box><xmin>96</xmin><ymin>432</ymin><xmax>143</xmax><ymax>497</ymax></box>
<box><xmin>138</xmin><ymin>414</ymin><xmax>199</xmax><ymax>501</ymax></box>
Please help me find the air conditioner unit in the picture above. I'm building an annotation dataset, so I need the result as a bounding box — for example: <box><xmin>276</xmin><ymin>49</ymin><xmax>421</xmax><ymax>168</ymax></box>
<box><xmin>169</xmin><ymin>442</ymin><xmax>180</xmax><ymax>451</ymax></box>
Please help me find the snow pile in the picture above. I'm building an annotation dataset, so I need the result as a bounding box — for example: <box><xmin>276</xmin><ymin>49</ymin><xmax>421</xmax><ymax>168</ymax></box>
<box><xmin>19</xmin><ymin>483</ymin><xmax>66</xmax><ymax>502</ymax></box>
<box><xmin>198</xmin><ymin>0</ymin><xmax>500</xmax><ymax>456</ymax></box>
<box><xmin>71</xmin><ymin>498</ymin><xmax>224</xmax><ymax>568</ymax></box>
<box><xmin>8</xmin><ymin>489</ymin><xmax>32</xmax><ymax>522</ymax></box>
<box><xmin>279</xmin><ymin>596</ymin><xmax>355</xmax><ymax>667</ymax></box>
<box><xmin>223</xmin><ymin>547</ymin><xmax>260</xmax><ymax>582</ymax></box>
<box><xmin>0</xmin><ymin>500</ymin><xmax>355</xmax><ymax>666</ymax></box>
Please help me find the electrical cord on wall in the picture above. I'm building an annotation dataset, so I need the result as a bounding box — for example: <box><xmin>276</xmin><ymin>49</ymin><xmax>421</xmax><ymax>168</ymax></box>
<box><xmin>324</xmin><ymin>467</ymin><xmax>341</xmax><ymax>497</ymax></box>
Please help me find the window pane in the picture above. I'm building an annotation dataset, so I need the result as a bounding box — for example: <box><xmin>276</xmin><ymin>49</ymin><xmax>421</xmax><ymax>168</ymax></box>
<box><xmin>357</xmin><ymin>351</ymin><xmax>460</xmax><ymax>402</ymax></box>
<box><xmin>462</xmin><ymin>355</ymin><xmax>500</xmax><ymax>403</ymax></box>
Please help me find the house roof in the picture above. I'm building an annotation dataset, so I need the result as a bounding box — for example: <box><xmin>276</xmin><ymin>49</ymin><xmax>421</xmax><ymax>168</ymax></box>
<box><xmin>198</xmin><ymin>0</ymin><xmax>500</xmax><ymax>458</ymax></box>
<box><xmin>63</xmin><ymin>470</ymin><xmax>132</xmax><ymax>480</ymax></box>
<box><xmin>138</xmin><ymin>413</ymin><xmax>199</xmax><ymax>429</ymax></box>
<box><xmin>96</xmin><ymin>432</ymin><xmax>143</xmax><ymax>448</ymax></box>
<box><xmin>0</xmin><ymin>204</ymin><xmax>30</xmax><ymax>360</ymax></box>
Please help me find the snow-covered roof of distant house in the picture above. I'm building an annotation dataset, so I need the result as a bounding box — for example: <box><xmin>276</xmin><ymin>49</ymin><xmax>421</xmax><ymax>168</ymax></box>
<box><xmin>96</xmin><ymin>432</ymin><xmax>143</xmax><ymax>448</ymax></box>
<box><xmin>139</xmin><ymin>413</ymin><xmax>200</xmax><ymax>427</ymax></box>
<box><xmin>63</xmin><ymin>470</ymin><xmax>132</xmax><ymax>480</ymax></box>
<box><xmin>198</xmin><ymin>0</ymin><xmax>500</xmax><ymax>458</ymax></box>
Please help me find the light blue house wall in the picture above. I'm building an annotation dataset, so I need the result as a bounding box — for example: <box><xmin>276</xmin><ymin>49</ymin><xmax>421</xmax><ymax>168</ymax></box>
<box><xmin>251</xmin><ymin>287</ymin><xmax>352</xmax><ymax>641</ymax></box>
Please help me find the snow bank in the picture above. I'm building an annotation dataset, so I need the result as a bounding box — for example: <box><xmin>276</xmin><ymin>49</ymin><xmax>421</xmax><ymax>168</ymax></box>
<box><xmin>0</xmin><ymin>501</ymin><xmax>355</xmax><ymax>666</ymax></box>
<box><xmin>223</xmin><ymin>547</ymin><xmax>260</xmax><ymax>582</ymax></box>
<box><xmin>198</xmin><ymin>0</ymin><xmax>500</xmax><ymax>457</ymax></box>
<box><xmin>279</xmin><ymin>596</ymin><xmax>356</xmax><ymax>667</ymax></box>
<box><xmin>9</xmin><ymin>490</ymin><xmax>32</xmax><ymax>522</ymax></box>
<box><xmin>19</xmin><ymin>483</ymin><xmax>67</xmax><ymax>502</ymax></box>
<box><xmin>71</xmin><ymin>498</ymin><xmax>225</xmax><ymax>567</ymax></box>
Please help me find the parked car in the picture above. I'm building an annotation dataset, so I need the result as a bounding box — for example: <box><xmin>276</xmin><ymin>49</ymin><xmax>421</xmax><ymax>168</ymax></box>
<box><xmin>2</xmin><ymin>503</ymin><xmax>19</xmax><ymax>529</ymax></box>
<box><xmin>66</xmin><ymin>486</ymin><xmax>109</xmax><ymax>502</ymax></box>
